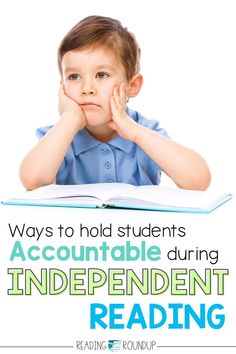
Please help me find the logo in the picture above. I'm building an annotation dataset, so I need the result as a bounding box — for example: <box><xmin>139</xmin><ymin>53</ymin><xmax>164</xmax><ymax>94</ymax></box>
<box><xmin>108</xmin><ymin>340</ymin><xmax>122</xmax><ymax>352</ymax></box>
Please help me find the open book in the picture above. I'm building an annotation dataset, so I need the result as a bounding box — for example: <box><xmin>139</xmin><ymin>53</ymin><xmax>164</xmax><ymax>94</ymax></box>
<box><xmin>2</xmin><ymin>183</ymin><xmax>232</xmax><ymax>213</ymax></box>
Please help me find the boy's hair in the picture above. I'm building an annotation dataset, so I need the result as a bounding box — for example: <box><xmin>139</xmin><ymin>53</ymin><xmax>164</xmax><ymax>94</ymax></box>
<box><xmin>58</xmin><ymin>15</ymin><xmax>141</xmax><ymax>81</ymax></box>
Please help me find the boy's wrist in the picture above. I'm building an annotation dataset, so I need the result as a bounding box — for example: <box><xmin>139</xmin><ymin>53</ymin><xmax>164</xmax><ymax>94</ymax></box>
<box><xmin>60</xmin><ymin>111</ymin><xmax>85</xmax><ymax>132</ymax></box>
<box><xmin>132</xmin><ymin>123</ymin><xmax>145</xmax><ymax>144</ymax></box>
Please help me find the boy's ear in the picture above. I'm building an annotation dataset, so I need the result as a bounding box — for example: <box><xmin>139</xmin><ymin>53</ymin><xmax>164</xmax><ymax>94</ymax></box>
<box><xmin>127</xmin><ymin>73</ymin><xmax>143</xmax><ymax>98</ymax></box>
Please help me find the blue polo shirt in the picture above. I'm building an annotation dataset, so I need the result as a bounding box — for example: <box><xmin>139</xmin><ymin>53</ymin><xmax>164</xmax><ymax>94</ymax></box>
<box><xmin>36</xmin><ymin>108</ymin><xmax>169</xmax><ymax>186</ymax></box>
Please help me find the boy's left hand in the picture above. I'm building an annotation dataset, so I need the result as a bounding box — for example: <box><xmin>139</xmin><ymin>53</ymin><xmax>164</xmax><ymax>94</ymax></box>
<box><xmin>108</xmin><ymin>83</ymin><xmax>140</xmax><ymax>142</ymax></box>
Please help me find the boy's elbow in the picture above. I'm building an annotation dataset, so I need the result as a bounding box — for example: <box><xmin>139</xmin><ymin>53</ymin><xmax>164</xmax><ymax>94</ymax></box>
<box><xmin>177</xmin><ymin>165</ymin><xmax>211</xmax><ymax>191</ymax></box>
<box><xmin>195</xmin><ymin>161</ymin><xmax>211</xmax><ymax>191</ymax></box>
<box><xmin>19</xmin><ymin>165</ymin><xmax>52</xmax><ymax>191</ymax></box>
<box><xmin>189</xmin><ymin>169</ymin><xmax>211</xmax><ymax>191</ymax></box>
<box><xmin>186</xmin><ymin>157</ymin><xmax>211</xmax><ymax>191</ymax></box>
<box><xmin>19</xmin><ymin>170</ymin><xmax>39</xmax><ymax>191</ymax></box>
<box><xmin>194</xmin><ymin>170</ymin><xmax>211</xmax><ymax>191</ymax></box>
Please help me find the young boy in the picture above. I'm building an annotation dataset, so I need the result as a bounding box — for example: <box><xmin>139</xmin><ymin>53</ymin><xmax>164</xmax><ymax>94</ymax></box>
<box><xmin>20</xmin><ymin>16</ymin><xmax>211</xmax><ymax>190</ymax></box>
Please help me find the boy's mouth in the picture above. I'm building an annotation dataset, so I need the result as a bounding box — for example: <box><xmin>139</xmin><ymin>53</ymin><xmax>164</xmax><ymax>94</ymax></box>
<box><xmin>80</xmin><ymin>102</ymin><xmax>100</xmax><ymax>107</ymax></box>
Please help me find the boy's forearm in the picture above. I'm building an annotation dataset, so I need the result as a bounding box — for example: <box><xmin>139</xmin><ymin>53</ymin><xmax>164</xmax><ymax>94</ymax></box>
<box><xmin>135</xmin><ymin>125</ymin><xmax>211</xmax><ymax>190</ymax></box>
<box><xmin>19</xmin><ymin>113</ymin><xmax>81</xmax><ymax>190</ymax></box>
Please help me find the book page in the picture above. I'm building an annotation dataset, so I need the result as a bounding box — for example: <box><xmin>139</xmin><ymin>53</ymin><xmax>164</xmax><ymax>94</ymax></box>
<box><xmin>9</xmin><ymin>183</ymin><xmax>136</xmax><ymax>203</ymax></box>
<box><xmin>108</xmin><ymin>185</ymin><xmax>230</xmax><ymax>210</ymax></box>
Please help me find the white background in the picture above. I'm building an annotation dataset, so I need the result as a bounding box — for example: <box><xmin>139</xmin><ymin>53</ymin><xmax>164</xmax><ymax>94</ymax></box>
<box><xmin>0</xmin><ymin>0</ymin><xmax>235</xmax><ymax>195</ymax></box>
<box><xmin>0</xmin><ymin>1</ymin><xmax>236</xmax><ymax>353</ymax></box>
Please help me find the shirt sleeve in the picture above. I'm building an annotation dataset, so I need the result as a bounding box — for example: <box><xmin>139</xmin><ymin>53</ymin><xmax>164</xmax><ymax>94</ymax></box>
<box><xmin>35</xmin><ymin>125</ymin><xmax>68</xmax><ymax>184</ymax></box>
<box><xmin>127</xmin><ymin>107</ymin><xmax>169</xmax><ymax>138</ymax></box>
<box><xmin>35</xmin><ymin>125</ymin><xmax>53</xmax><ymax>139</ymax></box>
<box><xmin>126</xmin><ymin>107</ymin><xmax>170</xmax><ymax>185</ymax></box>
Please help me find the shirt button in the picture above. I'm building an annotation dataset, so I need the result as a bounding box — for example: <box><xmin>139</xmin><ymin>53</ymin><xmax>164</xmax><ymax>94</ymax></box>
<box><xmin>107</xmin><ymin>178</ymin><xmax>114</xmax><ymax>183</ymax></box>
<box><xmin>101</xmin><ymin>148</ymin><xmax>109</xmax><ymax>155</ymax></box>
<box><xmin>105</xmin><ymin>162</ymin><xmax>111</xmax><ymax>169</ymax></box>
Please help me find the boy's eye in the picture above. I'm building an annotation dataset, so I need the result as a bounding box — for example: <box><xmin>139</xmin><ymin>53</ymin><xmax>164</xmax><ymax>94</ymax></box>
<box><xmin>68</xmin><ymin>73</ymin><xmax>80</xmax><ymax>80</ymax></box>
<box><xmin>96</xmin><ymin>72</ymin><xmax>109</xmax><ymax>79</ymax></box>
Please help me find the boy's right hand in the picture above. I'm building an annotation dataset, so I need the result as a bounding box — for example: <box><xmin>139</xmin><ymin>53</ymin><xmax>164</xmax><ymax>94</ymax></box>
<box><xmin>58</xmin><ymin>85</ymin><xmax>86</xmax><ymax>131</ymax></box>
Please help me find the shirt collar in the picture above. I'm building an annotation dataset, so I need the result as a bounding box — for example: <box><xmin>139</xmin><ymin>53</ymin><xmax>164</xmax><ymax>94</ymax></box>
<box><xmin>108</xmin><ymin>135</ymin><xmax>133</xmax><ymax>153</ymax></box>
<box><xmin>72</xmin><ymin>129</ymin><xmax>101</xmax><ymax>156</ymax></box>
<box><xmin>72</xmin><ymin>107</ymin><xmax>136</xmax><ymax>156</ymax></box>
<box><xmin>72</xmin><ymin>128</ymin><xmax>134</xmax><ymax>156</ymax></box>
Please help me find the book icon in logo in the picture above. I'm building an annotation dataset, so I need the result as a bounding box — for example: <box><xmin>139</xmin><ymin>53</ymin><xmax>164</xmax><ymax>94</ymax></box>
<box><xmin>108</xmin><ymin>340</ymin><xmax>122</xmax><ymax>352</ymax></box>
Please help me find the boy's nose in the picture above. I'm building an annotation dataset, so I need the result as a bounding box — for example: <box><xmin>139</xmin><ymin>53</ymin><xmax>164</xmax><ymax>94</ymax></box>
<box><xmin>81</xmin><ymin>88</ymin><xmax>95</xmax><ymax>95</ymax></box>
<box><xmin>81</xmin><ymin>80</ymin><xmax>96</xmax><ymax>95</ymax></box>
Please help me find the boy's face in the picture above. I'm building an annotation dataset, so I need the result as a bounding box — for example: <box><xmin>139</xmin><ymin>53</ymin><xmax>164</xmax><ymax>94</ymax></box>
<box><xmin>61</xmin><ymin>47</ymin><xmax>128</xmax><ymax>128</ymax></box>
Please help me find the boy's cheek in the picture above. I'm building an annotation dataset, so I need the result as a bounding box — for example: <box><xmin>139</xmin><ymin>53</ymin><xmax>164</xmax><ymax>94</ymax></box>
<box><xmin>63</xmin><ymin>85</ymin><xmax>80</xmax><ymax>104</ymax></box>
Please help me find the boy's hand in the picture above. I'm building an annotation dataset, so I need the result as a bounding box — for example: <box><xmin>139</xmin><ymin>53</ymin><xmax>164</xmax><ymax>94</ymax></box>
<box><xmin>108</xmin><ymin>83</ymin><xmax>140</xmax><ymax>142</ymax></box>
<box><xmin>58</xmin><ymin>85</ymin><xmax>86</xmax><ymax>131</ymax></box>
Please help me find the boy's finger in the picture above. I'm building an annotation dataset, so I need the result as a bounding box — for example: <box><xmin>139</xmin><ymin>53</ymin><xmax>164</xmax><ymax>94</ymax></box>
<box><xmin>114</xmin><ymin>87</ymin><xmax>121</xmax><ymax>107</ymax></box>
<box><xmin>111</xmin><ymin>96</ymin><xmax>126</xmax><ymax>120</ymax></box>
<box><xmin>58</xmin><ymin>87</ymin><xmax>64</xmax><ymax>102</ymax></box>
<box><xmin>119</xmin><ymin>83</ymin><xmax>127</xmax><ymax>107</ymax></box>
<box><xmin>111</xmin><ymin>88</ymin><xmax>121</xmax><ymax>109</ymax></box>
<box><xmin>58</xmin><ymin>84</ymin><xmax>66</xmax><ymax>97</ymax></box>
<box><xmin>107</xmin><ymin>121</ymin><xmax>117</xmax><ymax>131</ymax></box>
<box><xmin>110</xmin><ymin>96</ymin><xmax>119</xmax><ymax>113</ymax></box>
